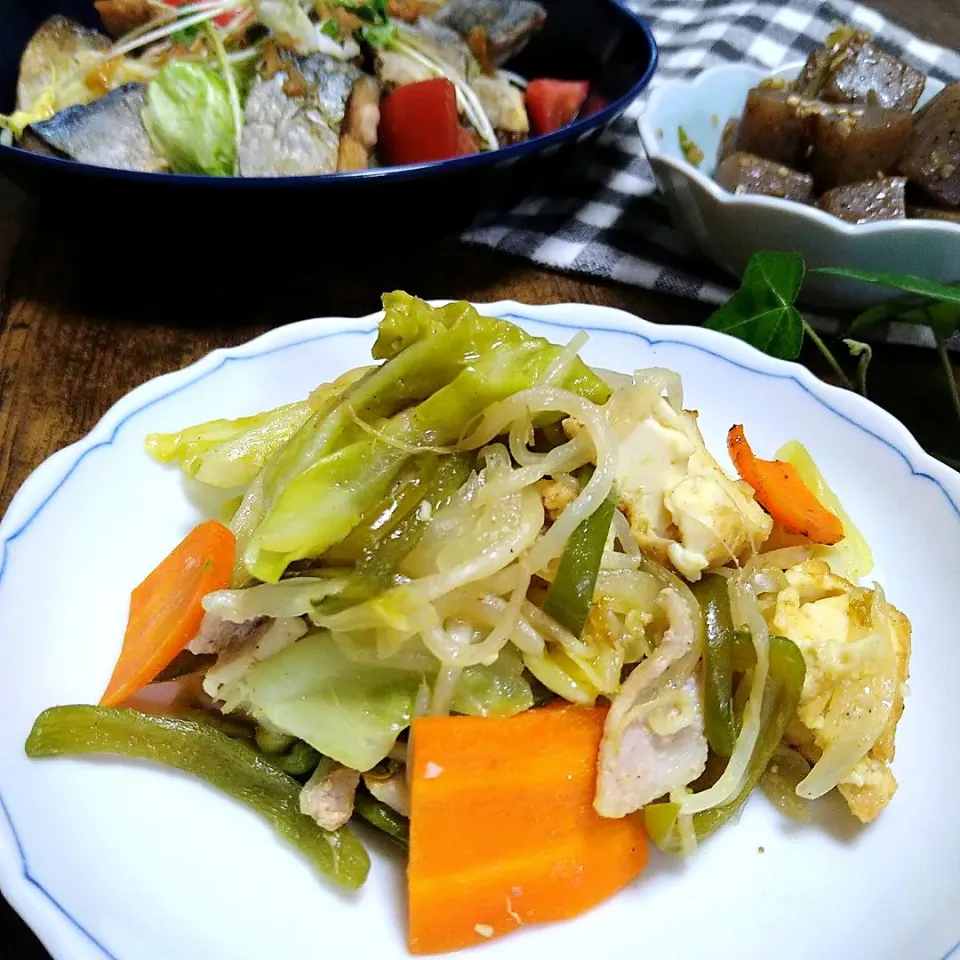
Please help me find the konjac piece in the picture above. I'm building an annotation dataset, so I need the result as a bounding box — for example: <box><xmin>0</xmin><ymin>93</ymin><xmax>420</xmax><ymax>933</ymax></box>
<box><xmin>811</xmin><ymin>106</ymin><xmax>913</xmax><ymax>189</ymax></box>
<box><xmin>898</xmin><ymin>83</ymin><xmax>960</xmax><ymax>208</ymax></box>
<box><xmin>737</xmin><ymin>88</ymin><xmax>819</xmax><ymax>167</ymax></box>
<box><xmin>715</xmin><ymin>152</ymin><xmax>814</xmax><ymax>202</ymax></box>
<box><xmin>817</xmin><ymin>175</ymin><xmax>907</xmax><ymax>224</ymax></box>
<box><xmin>820</xmin><ymin>38</ymin><xmax>925</xmax><ymax>111</ymax></box>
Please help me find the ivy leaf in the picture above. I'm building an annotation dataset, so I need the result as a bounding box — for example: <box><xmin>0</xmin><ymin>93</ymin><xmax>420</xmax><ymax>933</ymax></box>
<box><xmin>814</xmin><ymin>267</ymin><xmax>960</xmax><ymax>305</ymax></box>
<box><xmin>705</xmin><ymin>251</ymin><xmax>806</xmax><ymax>359</ymax></box>
<box><xmin>851</xmin><ymin>299</ymin><xmax>960</xmax><ymax>338</ymax></box>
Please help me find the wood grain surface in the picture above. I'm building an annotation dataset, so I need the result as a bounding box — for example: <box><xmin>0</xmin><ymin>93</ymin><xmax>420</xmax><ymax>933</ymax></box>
<box><xmin>0</xmin><ymin>1</ymin><xmax>958</xmax><ymax>958</ymax></box>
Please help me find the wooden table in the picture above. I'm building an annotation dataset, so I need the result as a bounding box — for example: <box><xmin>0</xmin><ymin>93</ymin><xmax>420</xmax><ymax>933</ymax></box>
<box><xmin>1</xmin><ymin>1</ymin><xmax>958</xmax><ymax>956</ymax></box>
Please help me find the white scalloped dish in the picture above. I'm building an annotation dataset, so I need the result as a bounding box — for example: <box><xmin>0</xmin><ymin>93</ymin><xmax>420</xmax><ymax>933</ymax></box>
<box><xmin>638</xmin><ymin>62</ymin><xmax>960</xmax><ymax>309</ymax></box>
<box><xmin>1</xmin><ymin>302</ymin><xmax>960</xmax><ymax>960</ymax></box>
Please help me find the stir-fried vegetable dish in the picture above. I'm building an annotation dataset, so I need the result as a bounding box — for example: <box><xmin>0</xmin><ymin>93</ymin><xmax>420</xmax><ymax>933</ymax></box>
<box><xmin>0</xmin><ymin>0</ymin><xmax>601</xmax><ymax>176</ymax></box>
<box><xmin>26</xmin><ymin>294</ymin><xmax>912</xmax><ymax>954</ymax></box>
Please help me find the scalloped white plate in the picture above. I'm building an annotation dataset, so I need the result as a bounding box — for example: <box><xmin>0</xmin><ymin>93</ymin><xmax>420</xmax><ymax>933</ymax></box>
<box><xmin>1</xmin><ymin>302</ymin><xmax>959</xmax><ymax>960</ymax></box>
<box><xmin>638</xmin><ymin>62</ymin><xmax>960</xmax><ymax>309</ymax></box>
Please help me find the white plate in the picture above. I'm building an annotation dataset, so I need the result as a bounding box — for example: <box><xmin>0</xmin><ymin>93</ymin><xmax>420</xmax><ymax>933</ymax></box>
<box><xmin>1</xmin><ymin>302</ymin><xmax>959</xmax><ymax>960</ymax></box>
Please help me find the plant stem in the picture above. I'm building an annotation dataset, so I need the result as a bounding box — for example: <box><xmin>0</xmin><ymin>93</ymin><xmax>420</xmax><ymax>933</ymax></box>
<box><xmin>934</xmin><ymin>330</ymin><xmax>960</xmax><ymax>428</ymax></box>
<box><xmin>802</xmin><ymin>320</ymin><xmax>854</xmax><ymax>391</ymax></box>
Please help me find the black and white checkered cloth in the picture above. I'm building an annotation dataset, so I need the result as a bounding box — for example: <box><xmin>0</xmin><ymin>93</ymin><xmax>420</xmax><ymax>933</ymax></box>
<box><xmin>462</xmin><ymin>0</ymin><xmax>960</xmax><ymax>347</ymax></box>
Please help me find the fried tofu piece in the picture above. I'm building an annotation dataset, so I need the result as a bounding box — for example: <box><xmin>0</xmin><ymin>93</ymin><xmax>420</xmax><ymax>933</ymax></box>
<box><xmin>771</xmin><ymin>559</ymin><xmax>911</xmax><ymax>823</ymax></box>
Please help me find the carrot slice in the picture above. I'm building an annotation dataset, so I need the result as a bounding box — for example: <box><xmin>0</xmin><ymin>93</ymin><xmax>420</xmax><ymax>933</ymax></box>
<box><xmin>727</xmin><ymin>424</ymin><xmax>843</xmax><ymax>545</ymax></box>
<box><xmin>100</xmin><ymin>520</ymin><xmax>236</xmax><ymax>707</ymax></box>
<box><xmin>408</xmin><ymin>706</ymin><xmax>648</xmax><ymax>955</ymax></box>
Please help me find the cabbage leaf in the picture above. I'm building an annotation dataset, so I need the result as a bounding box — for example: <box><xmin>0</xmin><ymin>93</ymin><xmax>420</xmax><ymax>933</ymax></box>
<box><xmin>240</xmin><ymin>295</ymin><xmax>611</xmax><ymax>581</ymax></box>
<box><xmin>776</xmin><ymin>440</ymin><xmax>873</xmax><ymax>581</ymax></box>
<box><xmin>142</xmin><ymin>61</ymin><xmax>235</xmax><ymax>176</ymax></box>
<box><xmin>224</xmin><ymin>631</ymin><xmax>532</xmax><ymax>770</ymax></box>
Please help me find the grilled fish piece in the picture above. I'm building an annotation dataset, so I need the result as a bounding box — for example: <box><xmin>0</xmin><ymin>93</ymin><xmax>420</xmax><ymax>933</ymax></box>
<box><xmin>17</xmin><ymin>15</ymin><xmax>110</xmax><ymax>113</ymax></box>
<box><xmin>376</xmin><ymin>17</ymin><xmax>473</xmax><ymax>90</ymax></box>
<box><xmin>238</xmin><ymin>53</ymin><xmax>365</xmax><ymax>177</ymax></box>
<box><xmin>29</xmin><ymin>83</ymin><xmax>167</xmax><ymax>172</ymax></box>
<box><xmin>434</xmin><ymin>0</ymin><xmax>547</xmax><ymax>66</ymax></box>
<box><xmin>471</xmin><ymin>75</ymin><xmax>528</xmax><ymax>137</ymax></box>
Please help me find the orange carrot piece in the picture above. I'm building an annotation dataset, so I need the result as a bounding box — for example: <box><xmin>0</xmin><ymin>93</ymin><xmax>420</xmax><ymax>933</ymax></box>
<box><xmin>408</xmin><ymin>706</ymin><xmax>648</xmax><ymax>955</ymax></box>
<box><xmin>100</xmin><ymin>520</ymin><xmax>236</xmax><ymax>707</ymax></box>
<box><xmin>727</xmin><ymin>424</ymin><xmax>843</xmax><ymax>545</ymax></box>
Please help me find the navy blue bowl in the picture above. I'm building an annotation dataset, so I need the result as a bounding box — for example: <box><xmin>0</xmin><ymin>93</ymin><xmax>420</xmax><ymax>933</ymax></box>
<box><xmin>0</xmin><ymin>0</ymin><xmax>657</xmax><ymax>241</ymax></box>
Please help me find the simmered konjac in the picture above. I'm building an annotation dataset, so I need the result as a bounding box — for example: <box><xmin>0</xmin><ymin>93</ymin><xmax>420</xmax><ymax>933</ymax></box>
<box><xmin>713</xmin><ymin>26</ymin><xmax>960</xmax><ymax>225</ymax></box>
<box><xmin>26</xmin><ymin>295</ymin><xmax>911</xmax><ymax>954</ymax></box>
<box><xmin>2</xmin><ymin>1</ymin><xmax>600</xmax><ymax>176</ymax></box>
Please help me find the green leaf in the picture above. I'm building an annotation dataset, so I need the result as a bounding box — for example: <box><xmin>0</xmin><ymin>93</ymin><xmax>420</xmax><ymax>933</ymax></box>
<box><xmin>361</xmin><ymin>21</ymin><xmax>397</xmax><ymax>47</ymax></box>
<box><xmin>320</xmin><ymin>19</ymin><xmax>341</xmax><ymax>39</ymax></box>
<box><xmin>848</xmin><ymin>299</ymin><xmax>914</xmax><ymax>332</ymax></box>
<box><xmin>851</xmin><ymin>299</ymin><xmax>960</xmax><ymax>338</ymax></box>
<box><xmin>705</xmin><ymin>251</ymin><xmax>806</xmax><ymax>360</ymax></box>
<box><xmin>742</xmin><ymin>250</ymin><xmax>805</xmax><ymax>304</ymax></box>
<box><xmin>338</xmin><ymin>0</ymin><xmax>389</xmax><ymax>25</ymax></box>
<box><xmin>142</xmin><ymin>61</ymin><xmax>236</xmax><ymax>176</ymax></box>
<box><xmin>814</xmin><ymin>267</ymin><xmax>960</xmax><ymax>305</ymax></box>
<box><xmin>171</xmin><ymin>23</ymin><xmax>201</xmax><ymax>45</ymax></box>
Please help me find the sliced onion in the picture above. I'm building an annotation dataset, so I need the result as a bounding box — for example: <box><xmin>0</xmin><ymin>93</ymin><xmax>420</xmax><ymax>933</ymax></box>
<box><xmin>632</xmin><ymin>367</ymin><xmax>684</xmax><ymax>410</ymax></box>
<box><xmin>613</xmin><ymin>508</ymin><xmax>640</xmax><ymax>555</ymax></box>
<box><xmin>441</xmin><ymin>592</ymin><xmax>545</xmax><ymax>656</ymax></box>
<box><xmin>520</xmin><ymin>599</ymin><xmax>594</xmax><ymax>659</ymax></box>
<box><xmin>430</xmin><ymin>663</ymin><xmax>463</xmax><ymax>716</ymax></box>
<box><xmin>747</xmin><ymin>546</ymin><xmax>813</xmax><ymax>573</ymax></box>
<box><xmin>537</xmin><ymin>331</ymin><xmax>590</xmax><ymax>388</ymax></box>
<box><xmin>638</xmin><ymin>555</ymin><xmax>704</xmax><ymax>658</ymax></box>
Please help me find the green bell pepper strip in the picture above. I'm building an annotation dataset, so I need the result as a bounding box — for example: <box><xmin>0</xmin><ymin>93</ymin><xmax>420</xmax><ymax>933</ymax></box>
<box><xmin>25</xmin><ymin>706</ymin><xmax>370</xmax><ymax>889</ymax></box>
<box><xmin>542</xmin><ymin>496</ymin><xmax>616</xmax><ymax>639</ymax></box>
<box><xmin>691</xmin><ymin>574</ymin><xmax>737</xmax><ymax>757</ymax></box>
<box><xmin>352</xmin><ymin>453</ymin><xmax>473</xmax><ymax>593</ymax></box>
<box><xmin>353</xmin><ymin>787</ymin><xmax>409</xmax><ymax>846</ymax></box>
<box><xmin>644</xmin><ymin>634</ymin><xmax>806</xmax><ymax>853</ymax></box>
<box><xmin>321</xmin><ymin>453</ymin><xmax>474</xmax><ymax>614</ymax></box>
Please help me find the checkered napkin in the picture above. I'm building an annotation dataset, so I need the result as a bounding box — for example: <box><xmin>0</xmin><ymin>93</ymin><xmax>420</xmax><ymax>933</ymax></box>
<box><xmin>462</xmin><ymin>0</ymin><xmax>960</xmax><ymax>347</ymax></box>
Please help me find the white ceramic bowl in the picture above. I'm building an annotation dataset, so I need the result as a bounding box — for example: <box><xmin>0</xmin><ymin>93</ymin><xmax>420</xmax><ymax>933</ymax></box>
<box><xmin>638</xmin><ymin>62</ymin><xmax>959</xmax><ymax>309</ymax></box>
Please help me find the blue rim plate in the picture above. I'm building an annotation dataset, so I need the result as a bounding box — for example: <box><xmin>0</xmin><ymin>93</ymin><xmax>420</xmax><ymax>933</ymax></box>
<box><xmin>0</xmin><ymin>301</ymin><xmax>958</xmax><ymax>960</ymax></box>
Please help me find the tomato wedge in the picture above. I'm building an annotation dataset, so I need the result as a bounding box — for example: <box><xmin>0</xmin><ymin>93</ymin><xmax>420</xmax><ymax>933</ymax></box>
<box><xmin>525</xmin><ymin>78</ymin><xmax>590</xmax><ymax>135</ymax></box>
<box><xmin>381</xmin><ymin>78</ymin><xmax>475</xmax><ymax>166</ymax></box>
